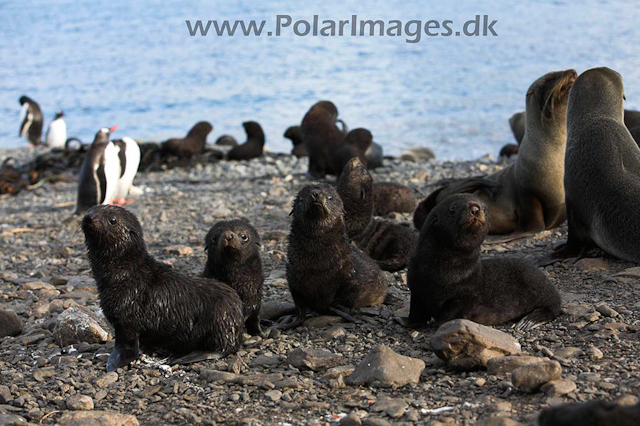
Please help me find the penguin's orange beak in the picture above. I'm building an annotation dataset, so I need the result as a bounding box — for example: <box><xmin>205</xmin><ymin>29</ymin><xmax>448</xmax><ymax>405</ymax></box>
<box><xmin>109</xmin><ymin>125</ymin><xmax>118</xmax><ymax>133</ymax></box>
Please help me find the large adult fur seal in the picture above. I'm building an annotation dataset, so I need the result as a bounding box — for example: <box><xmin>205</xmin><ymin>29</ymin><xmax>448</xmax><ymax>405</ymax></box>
<box><xmin>203</xmin><ymin>219</ymin><xmax>264</xmax><ymax>336</ymax></box>
<box><xmin>414</xmin><ymin>69</ymin><xmax>577</xmax><ymax>235</ymax></box>
<box><xmin>373</xmin><ymin>182</ymin><xmax>417</xmax><ymax>216</ymax></box>
<box><xmin>82</xmin><ymin>205</ymin><xmax>243</xmax><ymax>371</ymax></box>
<box><xmin>19</xmin><ymin>96</ymin><xmax>44</xmax><ymax>146</ymax></box>
<box><xmin>406</xmin><ymin>194</ymin><xmax>561</xmax><ymax>329</ymax></box>
<box><xmin>284</xmin><ymin>125</ymin><xmax>307</xmax><ymax>157</ymax></box>
<box><xmin>337</xmin><ymin>158</ymin><xmax>416</xmax><ymax>272</ymax></box>
<box><xmin>541</xmin><ymin>67</ymin><xmax>640</xmax><ymax>265</ymax></box>
<box><xmin>227</xmin><ymin>121</ymin><xmax>265</xmax><ymax>161</ymax></box>
<box><xmin>162</xmin><ymin>121</ymin><xmax>212</xmax><ymax>159</ymax></box>
<box><xmin>537</xmin><ymin>400</ymin><xmax>640</xmax><ymax>426</ymax></box>
<box><xmin>284</xmin><ymin>183</ymin><xmax>387</xmax><ymax>328</ymax></box>
<box><xmin>302</xmin><ymin>101</ymin><xmax>345</xmax><ymax>179</ymax></box>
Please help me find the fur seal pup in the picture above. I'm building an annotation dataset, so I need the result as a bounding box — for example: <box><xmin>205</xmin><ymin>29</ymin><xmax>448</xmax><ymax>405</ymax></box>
<box><xmin>414</xmin><ymin>69</ymin><xmax>577</xmax><ymax>235</ymax></box>
<box><xmin>215</xmin><ymin>135</ymin><xmax>238</xmax><ymax>147</ymax></box>
<box><xmin>508</xmin><ymin>111</ymin><xmax>526</xmax><ymax>144</ymax></box>
<box><xmin>331</xmin><ymin>128</ymin><xmax>374</xmax><ymax>178</ymax></box>
<box><xmin>284</xmin><ymin>183</ymin><xmax>387</xmax><ymax>328</ymax></box>
<box><xmin>302</xmin><ymin>101</ymin><xmax>345</xmax><ymax>178</ymax></box>
<box><xmin>227</xmin><ymin>121</ymin><xmax>265</xmax><ymax>161</ymax></box>
<box><xmin>162</xmin><ymin>121</ymin><xmax>212</xmax><ymax>159</ymax></box>
<box><xmin>284</xmin><ymin>125</ymin><xmax>307</xmax><ymax>157</ymax></box>
<box><xmin>364</xmin><ymin>141</ymin><xmax>384</xmax><ymax>170</ymax></box>
<box><xmin>498</xmin><ymin>143</ymin><xmax>519</xmax><ymax>160</ymax></box>
<box><xmin>112</xmin><ymin>137</ymin><xmax>140</xmax><ymax>204</ymax></box>
<box><xmin>75</xmin><ymin>126</ymin><xmax>121</xmax><ymax>214</ymax></box>
<box><xmin>337</xmin><ymin>158</ymin><xmax>416</xmax><ymax>271</ymax></box>
<box><xmin>82</xmin><ymin>205</ymin><xmax>243</xmax><ymax>371</ymax></box>
<box><xmin>373</xmin><ymin>182</ymin><xmax>417</xmax><ymax>216</ymax></box>
<box><xmin>45</xmin><ymin>110</ymin><xmax>67</xmax><ymax>149</ymax></box>
<box><xmin>203</xmin><ymin>219</ymin><xmax>264</xmax><ymax>336</ymax></box>
<box><xmin>19</xmin><ymin>96</ymin><xmax>44</xmax><ymax>146</ymax></box>
<box><xmin>541</xmin><ymin>67</ymin><xmax>640</xmax><ymax>265</ymax></box>
<box><xmin>537</xmin><ymin>400</ymin><xmax>640</xmax><ymax>426</ymax></box>
<box><xmin>406</xmin><ymin>194</ymin><xmax>561</xmax><ymax>329</ymax></box>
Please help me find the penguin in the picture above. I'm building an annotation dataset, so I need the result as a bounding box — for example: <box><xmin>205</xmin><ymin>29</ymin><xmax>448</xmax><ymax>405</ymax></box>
<box><xmin>19</xmin><ymin>96</ymin><xmax>44</xmax><ymax>146</ymax></box>
<box><xmin>75</xmin><ymin>126</ymin><xmax>121</xmax><ymax>214</ymax></box>
<box><xmin>45</xmin><ymin>110</ymin><xmax>67</xmax><ymax>149</ymax></box>
<box><xmin>112</xmin><ymin>136</ymin><xmax>141</xmax><ymax>205</ymax></box>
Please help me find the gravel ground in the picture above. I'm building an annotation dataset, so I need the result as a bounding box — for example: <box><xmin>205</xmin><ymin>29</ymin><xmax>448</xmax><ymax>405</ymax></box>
<box><xmin>0</xmin><ymin>149</ymin><xmax>638</xmax><ymax>426</ymax></box>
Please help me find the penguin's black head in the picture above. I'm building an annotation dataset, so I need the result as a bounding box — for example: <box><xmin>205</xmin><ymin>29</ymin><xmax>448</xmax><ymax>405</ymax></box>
<box><xmin>425</xmin><ymin>194</ymin><xmax>488</xmax><ymax>251</ymax></box>
<box><xmin>187</xmin><ymin>121</ymin><xmax>213</xmax><ymax>141</ymax></box>
<box><xmin>19</xmin><ymin>96</ymin><xmax>31</xmax><ymax>105</ymax></box>
<box><xmin>243</xmin><ymin>121</ymin><xmax>265</xmax><ymax>143</ymax></box>
<box><xmin>82</xmin><ymin>205</ymin><xmax>145</xmax><ymax>259</ymax></box>
<box><xmin>344</xmin><ymin>128</ymin><xmax>373</xmax><ymax>152</ymax></box>
<box><xmin>205</xmin><ymin>218</ymin><xmax>260</xmax><ymax>263</ymax></box>
<box><xmin>55</xmin><ymin>110</ymin><xmax>64</xmax><ymax>119</ymax></box>
<box><xmin>93</xmin><ymin>126</ymin><xmax>117</xmax><ymax>145</ymax></box>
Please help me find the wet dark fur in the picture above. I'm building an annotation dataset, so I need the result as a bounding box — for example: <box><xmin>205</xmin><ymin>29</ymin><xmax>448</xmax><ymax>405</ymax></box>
<box><xmin>75</xmin><ymin>129</ymin><xmax>114</xmax><ymax>214</ymax></box>
<box><xmin>407</xmin><ymin>194</ymin><xmax>561</xmax><ymax>327</ymax></box>
<box><xmin>373</xmin><ymin>182</ymin><xmax>417</xmax><ymax>216</ymax></box>
<box><xmin>499</xmin><ymin>143</ymin><xmax>519</xmax><ymax>158</ymax></box>
<box><xmin>284</xmin><ymin>125</ymin><xmax>307</xmax><ymax>157</ymax></box>
<box><xmin>162</xmin><ymin>121</ymin><xmax>213</xmax><ymax>159</ymax></box>
<box><xmin>203</xmin><ymin>219</ymin><xmax>264</xmax><ymax>336</ymax></box>
<box><xmin>19</xmin><ymin>95</ymin><xmax>43</xmax><ymax>146</ymax></box>
<box><xmin>331</xmin><ymin>128</ymin><xmax>374</xmax><ymax>178</ymax></box>
<box><xmin>537</xmin><ymin>401</ymin><xmax>640</xmax><ymax>426</ymax></box>
<box><xmin>301</xmin><ymin>101</ymin><xmax>345</xmax><ymax>178</ymax></box>
<box><xmin>82</xmin><ymin>205</ymin><xmax>243</xmax><ymax>371</ymax></box>
<box><xmin>286</xmin><ymin>184</ymin><xmax>387</xmax><ymax>322</ymax></box>
<box><xmin>337</xmin><ymin>158</ymin><xmax>416</xmax><ymax>272</ymax></box>
<box><xmin>227</xmin><ymin>121</ymin><xmax>265</xmax><ymax>161</ymax></box>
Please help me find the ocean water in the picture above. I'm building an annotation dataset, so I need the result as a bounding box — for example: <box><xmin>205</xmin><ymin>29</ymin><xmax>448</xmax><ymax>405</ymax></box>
<box><xmin>1</xmin><ymin>0</ymin><xmax>638</xmax><ymax>160</ymax></box>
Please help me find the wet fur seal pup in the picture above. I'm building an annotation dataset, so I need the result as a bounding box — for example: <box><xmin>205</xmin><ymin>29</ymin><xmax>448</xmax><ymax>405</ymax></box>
<box><xmin>75</xmin><ymin>126</ymin><xmax>121</xmax><ymax>214</ymax></box>
<box><xmin>414</xmin><ymin>69</ymin><xmax>577</xmax><ymax>236</ymax></box>
<box><xmin>215</xmin><ymin>135</ymin><xmax>238</xmax><ymax>147</ymax></box>
<box><xmin>203</xmin><ymin>219</ymin><xmax>264</xmax><ymax>336</ymax></box>
<box><xmin>162</xmin><ymin>121</ymin><xmax>213</xmax><ymax>159</ymax></box>
<box><xmin>498</xmin><ymin>143</ymin><xmax>519</xmax><ymax>160</ymax></box>
<box><xmin>82</xmin><ymin>205</ymin><xmax>244</xmax><ymax>371</ymax></box>
<box><xmin>46</xmin><ymin>110</ymin><xmax>67</xmax><ymax>149</ymax></box>
<box><xmin>284</xmin><ymin>125</ymin><xmax>307</xmax><ymax>157</ymax></box>
<box><xmin>227</xmin><ymin>121</ymin><xmax>265</xmax><ymax>161</ymax></box>
<box><xmin>19</xmin><ymin>96</ymin><xmax>44</xmax><ymax>146</ymax></box>
<box><xmin>331</xmin><ymin>128</ymin><xmax>375</xmax><ymax>178</ymax></box>
<box><xmin>373</xmin><ymin>182</ymin><xmax>417</xmax><ymax>216</ymax></box>
<box><xmin>541</xmin><ymin>67</ymin><xmax>640</xmax><ymax>265</ymax></box>
<box><xmin>537</xmin><ymin>400</ymin><xmax>640</xmax><ymax>426</ymax></box>
<box><xmin>337</xmin><ymin>158</ymin><xmax>416</xmax><ymax>271</ymax></box>
<box><xmin>302</xmin><ymin>101</ymin><xmax>345</xmax><ymax>178</ymax></box>
<box><xmin>112</xmin><ymin>137</ymin><xmax>140</xmax><ymax>204</ymax></box>
<box><xmin>283</xmin><ymin>183</ymin><xmax>387</xmax><ymax>328</ymax></box>
<box><xmin>364</xmin><ymin>141</ymin><xmax>383</xmax><ymax>169</ymax></box>
<box><xmin>406</xmin><ymin>194</ymin><xmax>561</xmax><ymax>329</ymax></box>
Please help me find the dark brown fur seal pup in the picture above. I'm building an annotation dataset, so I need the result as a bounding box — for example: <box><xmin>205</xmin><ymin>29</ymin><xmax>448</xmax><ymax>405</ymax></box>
<box><xmin>508</xmin><ymin>111</ymin><xmax>526</xmax><ymax>144</ymax></box>
<box><xmin>542</xmin><ymin>67</ymin><xmax>640</xmax><ymax>265</ymax></box>
<box><xmin>162</xmin><ymin>121</ymin><xmax>213</xmax><ymax>159</ymax></box>
<box><xmin>203</xmin><ymin>219</ymin><xmax>263</xmax><ymax>336</ymax></box>
<box><xmin>331</xmin><ymin>128</ymin><xmax>374</xmax><ymax>178</ymax></box>
<box><xmin>415</xmin><ymin>69</ymin><xmax>577</xmax><ymax>235</ymax></box>
<box><xmin>537</xmin><ymin>400</ymin><xmax>640</xmax><ymax>426</ymax></box>
<box><xmin>337</xmin><ymin>158</ymin><xmax>416</xmax><ymax>271</ymax></box>
<box><xmin>215</xmin><ymin>135</ymin><xmax>238</xmax><ymax>147</ymax></box>
<box><xmin>284</xmin><ymin>183</ymin><xmax>387</xmax><ymax>328</ymax></box>
<box><xmin>406</xmin><ymin>194</ymin><xmax>561</xmax><ymax>329</ymax></box>
<box><xmin>227</xmin><ymin>121</ymin><xmax>265</xmax><ymax>161</ymax></box>
<box><xmin>373</xmin><ymin>182</ymin><xmax>417</xmax><ymax>216</ymax></box>
<box><xmin>284</xmin><ymin>125</ymin><xmax>307</xmax><ymax>157</ymax></box>
<box><xmin>302</xmin><ymin>101</ymin><xmax>345</xmax><ymax>178</ymax></box>
<box><xmin>82</xmin><ymin>205</ymin><xmax>243</xmax><ymax>371</ymax></box>
<box><xmin>498</xmin><ymin>143</ymin><xmax>519</xmax><ymax>159</ymax></box>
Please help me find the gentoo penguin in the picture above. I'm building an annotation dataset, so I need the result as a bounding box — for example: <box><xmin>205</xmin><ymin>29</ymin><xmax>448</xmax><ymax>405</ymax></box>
<box><xmin>112</xmin><ymin>136</ymin><xmax>141</xmax><ymax>205</ymax></box>
<box><xmin>19</xmin><ymin>96</ymin><xmax>44</xmax><ymax>146</ymax></box>
<box><xmin>75</xmin><ymin>126</ymin><xmax>121</xmax><ymax>214</ymax></box>
<box><xmin>45</xmin><ymin>110</ymin><xmax>67</xmax><ymax>149</ymax></box>
<box><xmin>227</xmin><ymin>121</ymin><xmax>265</xmax><ymax>161</ymax></box>
<box><xmin>162</xmin><ymin>121</ymin><xmax>213</xmax><ymax>158</ymax></box>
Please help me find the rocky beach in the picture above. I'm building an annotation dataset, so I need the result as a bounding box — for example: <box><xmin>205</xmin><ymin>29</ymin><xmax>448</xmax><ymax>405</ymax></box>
<box><xmin>0</xmin><ymin>150</ymin><xmax>638</xmax><ymax>426</ymax></box>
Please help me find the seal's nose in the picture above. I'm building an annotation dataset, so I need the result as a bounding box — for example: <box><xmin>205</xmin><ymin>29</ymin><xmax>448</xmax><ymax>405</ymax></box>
<box><xmin>223</xmin><ymin>232</ymin><xmax>235</xmax><ymax>242</ymax></box>
<box><xmin>310</xmin><ymin>189</ymin><xmax>321</xmax><ymax>200</ymax></box>
<box><xmin>469</xmin><ymin>203</ymin><xmax>481</xmax><ymax>216</ymax></box>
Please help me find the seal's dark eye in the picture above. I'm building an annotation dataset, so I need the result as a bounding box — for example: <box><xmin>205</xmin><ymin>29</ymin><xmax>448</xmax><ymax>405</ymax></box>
<box><xmin>240</xmin><ymin>233</ymin><xmax>248</xmax><ymax>241</ymax></box>
<box><xmin>449</xmin><ymin>206</ymin><xmax>456</xmax><ymax>215</ymax></box>
<box><xmin>327</xmin><ymin>195</ymin><xmax>333</xmax><ymax>200</ymax></box>
<box><xmin>108</xmin><ymin>217</ymin><xmax>117</xmax><ymax>225</ymax></box>
<box><xmin>482</xmin><ymin>206</ymin><xmax>487</xmax><ymax>212</ymax></box>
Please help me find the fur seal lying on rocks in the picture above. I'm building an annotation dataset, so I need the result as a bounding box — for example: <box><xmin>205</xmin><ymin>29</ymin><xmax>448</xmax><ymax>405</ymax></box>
<box><xmin>227</xmin><ymin>121</ymin><xmax>265</xmax><ymax>161</ymax></box>
<box><xmin>302</xmin><ymin>101</ymin><xmax>345</xmax><ymax>178</ymax></box>
<box><xmin>162</xmin><ymin>121</ymin><xmax>213</xmax><ymax>159</ymax></box>
<box><xmin>283</xmin><ymin>183</ymin><xmax>387</xmax><ymax>328</ymax></box>
<box><xmin>373</xmin><ymin>182</ymin><xmax>417</xmax><ymax>216</ymax></box>
<box><xmin>406</xmin><ymin>194</ymin><xmax>561</xmax><ymax>329</ymax></box>
<box><xmin>337</xmin><ymin>158</ymin><xmax>416</xmax><ymax>272</ymax></box>
<box><xmin>203</xmin><ymin>219</ymin><xmax>264</xmax><ymax>336</ymax></box>
<box><xmin>537</xmin><ymin>400</ymin><xmax>640</xmax><ymax>426</ymax></box>
<box><xmin>541</xmin><ymin>67</ymin><xmax>640</xmax><ymax>265</ymax></box>
<box><xmin>82</xmin><ymin>205</ymin><xmax>243</xmax><ymax>371</ymax></box>
<box><xmin>414</xmin><ymin>69</ymin><xmax>577</xmax><ymax>236</ymax></box>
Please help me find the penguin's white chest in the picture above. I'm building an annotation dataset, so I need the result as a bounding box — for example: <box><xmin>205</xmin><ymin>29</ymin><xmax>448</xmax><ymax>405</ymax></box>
<box><xmin>101</xmin><ymin>142</ymin><xmax>122</xmax><ymax>205</ymax></box>
<box><xmin>46</xmin><ymin>119</ymin><xmax>67</xmax><ymax>148</ymax></box>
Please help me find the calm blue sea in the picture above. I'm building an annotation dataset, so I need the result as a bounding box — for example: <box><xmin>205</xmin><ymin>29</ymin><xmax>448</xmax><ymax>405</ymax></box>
<box><xmin>1</xmin><ymin>0</ymin><xmax>638</xmax><ymax>159</ymax></box>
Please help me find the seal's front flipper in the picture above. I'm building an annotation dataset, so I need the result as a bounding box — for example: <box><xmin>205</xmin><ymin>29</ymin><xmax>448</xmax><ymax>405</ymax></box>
<box><xmin>170</xmin><ymin>351</ymin><xmax>223</xmax><ymax>365</ymax></box>
<box><xmin>106</xmin><ymin>344</ymin><xmax>138</xmax><ymax>372</ymax></box>
<box><xmin>514</xmin><ymin>308</ymin><xmax>558</xmax><ymax>331</ymax></box>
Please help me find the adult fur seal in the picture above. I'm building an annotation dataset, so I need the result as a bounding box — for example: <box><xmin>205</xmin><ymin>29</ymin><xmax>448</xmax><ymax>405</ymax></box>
<box><xmin>284</xmin><ymin>183</ymin><xmax>387</xmax><ymax>328</ymax></box>
<box><xmin>19</xmin><ymin>96</ymin><xmax>44</xmax><ymax>146</ymax></box>
<box><xmin>373</xmin><ymin>182</ymin><xmax>417</xmax><ymax>216</ymax></box>
<box><xmin>302</xmin><ymin>101</ymin><xmax>345</xmax><ymax>178</ymax></box>
<box><xmin>337</xmin><ymin>158</ymin><xmax>416</xmax><ymax>272</ymax></box>
<box><xmin>541</xmin><ymin>67</ymin><xmax>640</xmax><ymax>265</ymax></box>
<box><xmin>162</xmin><ymin>121</ymin><xmax>212</xmax><ymax>159</ymax></box>
<box><xmin>414</xmin><ymin>69</ymin><xmax>577</xmax><ymax>236</ymax></box>
<box><xmin>203</xmin><ymin>219</ymin><xmax>264</xmax><ymax>336</ymax></box>
<box><xmin>227</xmin><ymin>121</ymin><xmax>265</xmax><ymax>161</ymax></box>
<box><xmin>406</xmin><ymin>194</ymin><xmax>561</xmax><ymax>329</ymax></box>
<box><xmin>284</xmin><ymin>125</ymin><xmax>307</xmax><ymax>157</ymax></box>
<box><xmin>82</xmin><ymin>205</ymin><xmax>243</xmax><ymax>371</ymax></box>
<box><xmin>537</xmin><ymin>400</ymin><xmax>640</xmax><ymax>426</ymax></box>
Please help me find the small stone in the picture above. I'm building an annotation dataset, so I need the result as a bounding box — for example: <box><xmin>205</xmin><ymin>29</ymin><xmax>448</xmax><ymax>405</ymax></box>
<box><xmin>33</xmin><ymin>368</ymin><xmax>56</xmax><ymax>382</ymax></box>
<box><xmin>286</xmin><ymin>348</ymin><xmax>346</xmax><ymax>371</ymax></box>
<box><xmin>362</xmin><ymin>419</ymin><xmax>392</xmax><ymax>426</ymax></box>
<box><xmin>371</xmin><ymin>397</ymin><xmax>408</xmax><ymax>419</ymax></box>
<box><xmin>345</xmin><ymin>346</ymin><xmax>425</xmax><ymax>388</ymax></box>
<box><xmin>163</xmin><ymin>245</ymin><xmax>193</xmax><ymax>256</ymax></box>
<box><xmin>199</xmin><ymin>370</ymin><xmax>240</xmax><ymax>383</ymax></box>
<box><xmin>53</xmin><ymin>305</ymin><xmax>112</xmax><ymax>347</ymax></box>
<box><xmin>541</xmin><ymin>379</ymin><xmax>577</xmax><ymax>396</ymax></box>
<box><xmin>478</xmin><ymin>417</ymin><xmax>524</xmax><ymax>426</ymax></box>
<box><xmin>264</xmin><ymin>390</ymin><xmax>282</xmax><ymax>402</ymax></box>
<box><xmin>158</xmin><ymin>211</ymin><xmax>168</xmax><ymax>222</ymax></box>
<box><xmin>596</xmin><ymin>304</ymin><xmax>618</xmax><ymax>317</ymax></box>
<box><xmin>574</xmin><ymin>258</ymin><xmax>609</xmax><ymax>271</ymax></box>
<box><xmin>95</xmin><ymin>371</ymin><xmax>119</xmax><ymax>388</ymax></box>
<box><xmin>303</xmin><ymin>315</ymin><xmax>344</xmax><ymax>330</ymax></box>
<box><xmin>0</xmin><ymin>310</ymin><xmax>23</xmax><ymax>337</ymax></box>
<box><xmin>0</xmin><ymin>385</ymin><xmax>11</xmax><ymax>404</ymax></box>
<box><xmin>554</xmin><ymin>347</ymin><xmax>583</xmax><ymax>359</ymax></box>
<box><xmin>431</xmin><ymin>319</ymin><xmax>521</xmax><ymax>369</ymax></box>
<box><xmin>23</xmin><ymin>280</ymin><xmax>55</xmax><ymax>290</ymax></box>
<box><xmin>323</xmin><ymin>365</ymin><xmax>355</xmax><ymax>380</ymax></box>
<box><xmin>58</xmin><ymin>410</ymin><xmax>139</xmax><ymax>426</ymax></box>
<box><xmin>339</xmin><ymin>413</ymin><xmax>362</xmax><ymax>426</ymax></box>
<box><xmin>585</xmin><ymin>347</ymin><xmax>603</xmax><ymax>361</ymax></box>
<box><xmin>486</xmin><ymin>356</ymin><xmax>548</xmax><ymax>376</ymax></box>
<box><xmin>322</xmin><ymin>326</ymin><xmax>347</xmax><ymax>340</ymax></box>
<box><xmin>511</xmin><ymin>360</ymin><xmax>562</xmax><ymax>392</ymax></box>
<box><xmin>259</xmin><ymin>301</ymin><xmax>296</xmax><ymax>320</ymax></box>
<box><xmin>475</xmin><ymin>378</ymin><xmax>486</xmax><ymax>387</ymax></box>
<box><xmin>67</xmin><ymin>394</ymin><xmax>94</xmax><ymax>411</ymax></box>
<box><xmin>250</xmin><ymin>355</ymin><xmax>281</xmax><ymax>368</ymax></box>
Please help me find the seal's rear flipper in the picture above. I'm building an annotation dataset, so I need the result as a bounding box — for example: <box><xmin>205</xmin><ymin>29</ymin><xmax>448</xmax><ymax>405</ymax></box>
<box><xmin>169</xmin><ymin>351</ymin><xmax>223</xmax><ymax>365</ymax></box>
<box><xmin>514</xmin><ymin>308</ymin><xmax>557</xmax><ymax>331</ymax></box>
<box><xmin>329</xmin><ymin>306</ymin><xmax>363</xmax><ymax>324</ymax></box>
<box><xmin>271</xmin><ymin>315</ymin><xmax>306</xmax><ymax>330</ymax></box>
<box><xmin>485</xmin><ymin>231</ymin><xmax>537</xmax><ymax>245</ymax></box>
